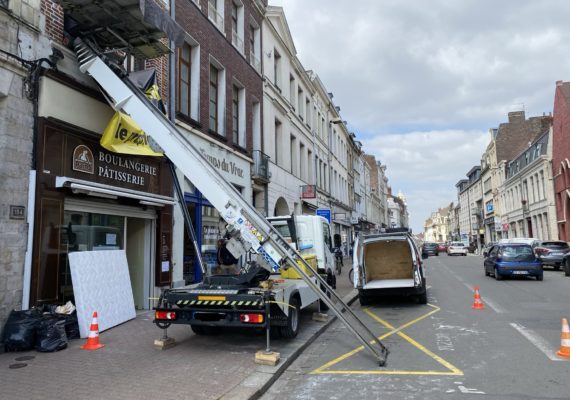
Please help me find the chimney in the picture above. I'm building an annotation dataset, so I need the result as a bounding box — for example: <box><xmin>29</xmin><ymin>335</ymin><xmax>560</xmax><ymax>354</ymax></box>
<box><xmin>508</xmin><ymin>110</ymin><xmax>525</xmax><ymax>123</ymax></box>
<box><xmin>556</xmin><ymin>80</ymin><xmax>564</xmax><ymax>87</ymax></box>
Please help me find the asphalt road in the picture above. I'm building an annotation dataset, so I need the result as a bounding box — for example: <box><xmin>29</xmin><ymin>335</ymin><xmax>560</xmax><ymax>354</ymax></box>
<box><xmin>260</xmin><ymin>254</ymin><xmax>570</xmax><ymax>400</ymax></box>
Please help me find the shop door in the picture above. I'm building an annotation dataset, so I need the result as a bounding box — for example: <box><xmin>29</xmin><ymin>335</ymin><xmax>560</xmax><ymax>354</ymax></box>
<box><xmin>126</xmin><ymin>218</ymin><xmax>153</xmax><ymax>310</ymax></box>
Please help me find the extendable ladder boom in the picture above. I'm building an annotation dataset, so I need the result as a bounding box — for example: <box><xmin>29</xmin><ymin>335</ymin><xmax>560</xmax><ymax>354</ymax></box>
<box><xmin>74</xmin><ymin>39</ymin><xmax>388</xmax><ymax>365</ymax></box>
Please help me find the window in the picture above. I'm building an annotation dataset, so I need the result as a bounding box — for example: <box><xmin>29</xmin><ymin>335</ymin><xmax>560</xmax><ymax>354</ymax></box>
<box><xmin>177</xmin><ymin>41</ymin><xmax>200</xmax><ymax>121</ymax></box>
<box><xmin>273</xmin><ymin>49</ymin><xmax>281</xmax><ymax>89</ymax></box>
<box><xmin>231</xmin><ymin>1</ymin><xmax>244</xmax><ymax>53</ymax></box>
<box><xmin>275</xmin><ymin>119</ymin><xmax>282</xmax><ymax>167</ymax></box>
<box><xmin>249</xmin><ymin>24</ymin><xmax>260</xmax><ymax>73</ymax></box>
<box><xmin>208</xmin><ymin>0</ymin><xmax>224</xmax><ymax>32</ymax></box>
<box><xmin>305</xmin><ymin>99</ymin><xmax>311</xmax><ymax>126</ymax></box>
<box><xmin>231</xmin><ymin>84</ymin><xmax>245</xmax><ymax>147</ymax></box>
<box><xmin>232</xmin><ymin>85</ymin><xmax>239</xmax><ymax>144</ymax></box>
<box><xmin>299</xmin><ymin>142</ymin><xmax>306</xmax><ymax>180</ymax></box>
<box><xmin>209</xmin><ymin>64</ymin><xmax>219</xmax><ymax>132</ymax></box>
<box><xmin>289</xmin><ymin>75</ymin><xmax>296</xmax><ymax>109</ymax></box>
<box><xmin>178</xmin><ymin>44</ymin><xmax>192</xmax><ymax>118</ymax></box>
<box><xmin>298</xmin><ymin>88</ymin><xmax>304</xmax><ymax>120</ymax></box>
<box><xmin>290</xmin><ymin>135</ymin><xmax>297</xmax><ymax>176</ymax></box>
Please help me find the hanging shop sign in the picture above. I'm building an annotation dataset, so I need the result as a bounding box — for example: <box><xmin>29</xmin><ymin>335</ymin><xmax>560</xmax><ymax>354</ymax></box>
<box><xmin>300</xmin><ymin>185</ymin><xmax>316</xmax><ymax>199</ymax></box>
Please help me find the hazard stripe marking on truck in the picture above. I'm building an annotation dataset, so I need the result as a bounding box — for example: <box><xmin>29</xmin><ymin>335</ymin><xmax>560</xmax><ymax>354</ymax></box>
<box><xmin>184</xmin><ymin>300</ymin><xmax>189</xmax><ymax>305</ymax></box>
<box><xmin>311</xmin><ymin>304</ymin><xmax>463</xmax><ymax>376</ymax></box>
<box><xmin>190</xmin><ymin>300</ymin><xmax>196</xmax><ymax>305</ymax></box>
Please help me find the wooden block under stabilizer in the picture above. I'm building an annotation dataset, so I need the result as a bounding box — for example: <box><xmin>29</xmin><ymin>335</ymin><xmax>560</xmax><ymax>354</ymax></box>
<box><xmin>312</xmin><ymin>312</ymin><xmax>329</xmax><ymax>322</ymax></box>
<box><xmin>255</xmin><ymin>350</ymin><xmax>280</xmax><ymax>366</ymax></box>
<box><xmin>154</xmin><ymin>336</ymin><xmax>176</xmax><ymax>350</ymax></box>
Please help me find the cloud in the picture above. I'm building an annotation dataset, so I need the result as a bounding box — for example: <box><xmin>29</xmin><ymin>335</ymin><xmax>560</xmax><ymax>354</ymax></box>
<box><xmin>362</xmin><ymin>129</ymin><xmax>489</xmax><ymax>232</ymax></box>
<box><xmin>268</xmin><ymin>0</ymin><xmax>570</xmax><ymax>232</ymax></box>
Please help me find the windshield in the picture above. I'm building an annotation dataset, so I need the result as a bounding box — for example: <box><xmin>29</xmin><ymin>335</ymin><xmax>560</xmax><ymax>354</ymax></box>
<box><xmin>499</xmin><ymin>245</ymin><xmax>536</xmax><ymax>261</ymax></box>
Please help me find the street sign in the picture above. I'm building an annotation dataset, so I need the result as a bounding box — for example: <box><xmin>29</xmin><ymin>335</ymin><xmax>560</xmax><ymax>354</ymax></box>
<box><xmin>316</xmin><ymin>208</ymin><xmax>331</xmax><ymax>224</ymax></box>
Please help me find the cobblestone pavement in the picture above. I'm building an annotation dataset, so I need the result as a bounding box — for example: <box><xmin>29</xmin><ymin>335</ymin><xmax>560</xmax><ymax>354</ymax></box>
<box><xmin>0</xmin><ymin>260</ymin><xmax>355</xmax><ymax>400</ymax></box>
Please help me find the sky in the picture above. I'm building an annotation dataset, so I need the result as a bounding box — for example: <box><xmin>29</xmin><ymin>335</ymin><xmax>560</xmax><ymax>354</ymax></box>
<box><xmin>269</xmin><ymin>0</ymin><xmax>570</xmax><ymax>234</ymax></box>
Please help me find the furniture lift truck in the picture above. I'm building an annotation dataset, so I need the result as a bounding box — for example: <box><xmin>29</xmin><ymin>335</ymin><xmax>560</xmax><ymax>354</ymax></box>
<box><xmin>72</xmin><ymin>38</ymin><xmax>388</xmax><ymax>366</ymax></box>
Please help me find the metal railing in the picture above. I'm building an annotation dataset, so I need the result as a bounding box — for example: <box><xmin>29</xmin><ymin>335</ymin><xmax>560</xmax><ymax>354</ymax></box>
<box><xmin>208</xmin><ymin>2</ymin><xmax>224</xmax><ymax>32</ymax></box>
<box><xmin>252</xmin><ymin>150</ymin><xmax>270</xmax><ymax>181</ymax></box>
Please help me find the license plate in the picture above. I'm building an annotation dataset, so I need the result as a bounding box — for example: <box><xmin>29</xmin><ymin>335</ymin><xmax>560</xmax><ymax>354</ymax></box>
<box><xmin>512</xmin><ymin>271</ymin><xmax>528</xmax><ymax>275</ymax></box>
<box><xmin>551</xmin><ymin>252</ymin><xmax>562</xmax><ymax>256</ymax></box>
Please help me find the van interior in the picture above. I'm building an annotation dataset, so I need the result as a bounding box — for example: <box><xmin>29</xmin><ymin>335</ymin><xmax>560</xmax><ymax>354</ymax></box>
<box><xmin>363</xmin><ymin>239</ymin><xmax>415</xmax><ymax>289</ymax></box>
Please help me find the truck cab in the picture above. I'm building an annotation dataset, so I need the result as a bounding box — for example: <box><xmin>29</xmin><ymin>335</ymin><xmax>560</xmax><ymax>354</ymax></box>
<box><xmin>267</xmin><ymin>215</ymin><xmax>335</xmax><ymax>273</ymax></box>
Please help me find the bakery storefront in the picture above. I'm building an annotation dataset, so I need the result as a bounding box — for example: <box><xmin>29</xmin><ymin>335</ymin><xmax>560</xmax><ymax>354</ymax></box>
<box><xmin>31</xmin><ymin>75</ymin><xmax>174</xmax><ymax>310</ymax></box>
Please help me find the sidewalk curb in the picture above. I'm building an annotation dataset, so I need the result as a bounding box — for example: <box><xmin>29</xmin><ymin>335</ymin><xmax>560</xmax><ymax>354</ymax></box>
<box><xmin>219</xmin><ymin>289</ymin><xmax>359</xmax><ymax>400</ymax></box>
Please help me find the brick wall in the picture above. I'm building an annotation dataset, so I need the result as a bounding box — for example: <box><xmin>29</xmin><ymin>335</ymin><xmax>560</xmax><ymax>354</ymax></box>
<box><xmin>175</xmin><ymin>0</ymin><xmax>264</xmax><ymax>153</ymax></box>
<box><xmin>495</xmin><ymin>111</ymin><xmax>552</xmax><ymax>162</ymax></box>
<box><xmin>552</xmin><ymin>82</ymin><xmax>570</xmax><ymax>239</ymax></box>
<box><xmin>40</xmin><ymin>0</ymin><xmax>63</xmax><ymax>44</ymax></box>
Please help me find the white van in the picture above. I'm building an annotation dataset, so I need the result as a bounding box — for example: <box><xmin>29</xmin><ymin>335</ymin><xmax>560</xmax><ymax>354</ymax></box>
<box><xmin>267</xmin><ymin>215</ymin><xmax>336</xmax><ymax>284</ymax></box>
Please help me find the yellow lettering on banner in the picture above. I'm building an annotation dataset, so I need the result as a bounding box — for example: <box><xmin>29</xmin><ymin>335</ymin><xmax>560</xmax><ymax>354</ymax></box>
<box><xmin>100</xmin><ymin>112</ymin><xmax>163</xmax><ymax>157</ymax></box>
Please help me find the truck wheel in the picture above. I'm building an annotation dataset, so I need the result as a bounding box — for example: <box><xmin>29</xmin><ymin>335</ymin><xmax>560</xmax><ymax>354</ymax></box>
<box><xmin>565</xmin><ymin>260</ymin><xmax>570</xmax><ymax>277</ymax></box>
<box><xmin>359</xmin><ymin>293</ymin><xmax>370</xmax><ymax>306</ymax></box>
<box><xmin>280</xmin><ymin>296</ymin><xmax>300</xmax><ymax>338</ymax></box>
<box><xmin>416</xmin><ymin>290</ymin><xmax>428</xmax><ymax>304</ymax></box>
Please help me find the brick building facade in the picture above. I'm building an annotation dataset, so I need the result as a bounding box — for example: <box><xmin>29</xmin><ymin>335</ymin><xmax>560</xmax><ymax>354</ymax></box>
<box><xmin>552</xmin><ymin>81</ymin><xmax>570</xmax><ymax>240</ymax></box>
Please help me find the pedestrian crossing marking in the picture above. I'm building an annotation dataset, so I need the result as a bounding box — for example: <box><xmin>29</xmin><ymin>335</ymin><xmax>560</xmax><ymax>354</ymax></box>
<box><xmin>311</xmin><ymin>303</ymin><xmax>463</xmax><ymax>376</ymax></box>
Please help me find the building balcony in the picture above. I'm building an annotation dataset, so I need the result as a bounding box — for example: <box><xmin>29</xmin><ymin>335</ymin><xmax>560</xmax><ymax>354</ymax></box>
<box><xmin>232</xmin><ymin>30</ymin><xmax>244</xmax><ymax>54</ymax></box>
<box><xmin>252</xmin><ymin>150</ymin><xmax>270</xmax><ymax>183</ymax></box>
<box><xmin>250</xmin><ymin>50</ymin><xmax>261</xmax><ymax>74</ymax></box>
<box><xmin>208</xmin><ymin>2</ymin><xmax>224</xmax><ymax>32</ymax></box>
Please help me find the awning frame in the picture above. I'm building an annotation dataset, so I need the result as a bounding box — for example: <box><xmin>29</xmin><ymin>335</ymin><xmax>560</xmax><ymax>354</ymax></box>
<box><xmin>55</xmin><ymin>176</ymin><xmax>176</xmax><ymax>206</ymax></box>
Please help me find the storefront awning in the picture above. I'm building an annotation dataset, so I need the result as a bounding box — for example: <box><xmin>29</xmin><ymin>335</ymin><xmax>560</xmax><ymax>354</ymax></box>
<box><xmin>56</xmin><ymin>176</ymin><xmax>176</xmax><ymax>206</ymax></box>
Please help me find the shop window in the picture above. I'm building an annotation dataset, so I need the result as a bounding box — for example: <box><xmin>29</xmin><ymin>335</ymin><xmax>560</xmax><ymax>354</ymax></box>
<box><xmin>59</xmin><ymin>211</ymin><xmax>125</xmax><ymax>303</ymax></box>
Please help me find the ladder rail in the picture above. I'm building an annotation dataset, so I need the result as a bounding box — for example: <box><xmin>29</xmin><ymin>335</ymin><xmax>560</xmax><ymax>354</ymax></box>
<box><xmin>74</xmin><ymin>39</ymin><xmax>388</xmax><ymax>365</ymax></box>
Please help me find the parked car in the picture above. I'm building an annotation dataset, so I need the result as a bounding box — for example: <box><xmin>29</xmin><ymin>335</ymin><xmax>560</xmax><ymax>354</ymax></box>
<box><xmin>422</xmin><ymin>242</ymin><xmax>439</xmax><ymax>256</ymax></box>
<box><xmin>533</xmin><ymin>241</ymin><xmax>569</xmax><ymax>270</ymax></box>
<box><xmin>484</xmin><ymin>243</ymin><xmax>543</xmax><ymax>281</ymax></box>
<box><xmin>436</xmin><ymin>243</ymin><xmax>448</xmax><ymax>253</ymax></box>
<box><xmin>447</xmin><ymin>241</ymin><xmax>468</xmax><ymax>256</ymax></box>
<box><xmin>353</xmin><ymin>231</ymin><xmax>428</xmax><ymax>305</ymax></box>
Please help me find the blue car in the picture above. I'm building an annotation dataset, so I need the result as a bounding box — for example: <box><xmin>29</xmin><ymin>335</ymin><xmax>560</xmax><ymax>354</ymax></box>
<box><xmin>484</xmin><ymin>243</ymin><xmax>543</xmax><ymax>281</ymax></box>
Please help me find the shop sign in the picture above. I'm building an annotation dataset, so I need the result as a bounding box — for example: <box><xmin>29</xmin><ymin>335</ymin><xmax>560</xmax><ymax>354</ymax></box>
<box><xmin>494</xmin><ymin>222</ymin><xmax>502</xmax><ymax>232</ymax></box>
<box><xmin>301</xmin><ymin>185</ymin><xmax>316</xmax><ymax>199</ymax></box>
<box><xmin>316</xmin><ymin>208</ymin><xmax>331</xmax><ymax>224</ymax></box>
<box><xmin>72</xmin><ymin>145</ymin><xmax>95</xmax><ymax>174</ymax></box>
<box><xmin>486</xmin><ymin>203</ymin><xmax>494</xmax><ymax>213</ymax></box>
<box><xmin>502</xmin><ymin>223</ymin><xmax>509</xmax><ymax>232</ymax></box>
<box><xmin>98</xmin><ymin>150</ymin><xmax>158</xmax><ymax>186</ymax></box>
<box><xmin>199</xmin><ymin>147</ymin><xmax>244</xmax><ymax>178</ymax></box>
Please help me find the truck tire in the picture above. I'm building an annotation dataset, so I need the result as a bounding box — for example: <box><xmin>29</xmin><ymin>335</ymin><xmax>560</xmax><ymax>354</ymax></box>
<box><xmin>565</xmin><ymin>260</ymin><xmax>570</xmax><ymax>277</ymax></box>
<box><xmin>280</xmin><ymin>296</ymin><xmax>300</xmax><ymax>339</ymax></box>
<box><xmin>359</xmin><ymin>292</ymin><xmax>370</xmax><ymax>306</ymax></box>
<box><xmin>416</xmin><ymin>290</ymin><xmax>428</xmax><ymax>304</ymax></box>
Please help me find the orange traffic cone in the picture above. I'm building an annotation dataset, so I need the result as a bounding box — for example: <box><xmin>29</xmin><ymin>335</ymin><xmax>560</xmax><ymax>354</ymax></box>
<box><xmin>471</xmin><ymin>286</ymin><xmax>485</xmax><ymax>310</ymax></box>
<box><xmin>81</xmin><ymin>311</ymin><xmax>105</xmax><ymax>350</ymax></box>
<box><xmin>556</xmin><ymin>318</ymin><xmax>570</xmax><ymax>358</ymax></box>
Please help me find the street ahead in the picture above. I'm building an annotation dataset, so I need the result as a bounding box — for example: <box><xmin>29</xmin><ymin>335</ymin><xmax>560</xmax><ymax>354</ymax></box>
<box><xmin>261</xmin><ymin>254</ymin><xmax>570</xmax><ymax>400</ymax></box>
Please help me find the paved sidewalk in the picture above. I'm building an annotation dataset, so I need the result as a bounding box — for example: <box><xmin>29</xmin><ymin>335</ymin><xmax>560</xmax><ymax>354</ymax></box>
<box><xmin>0</xmin><ymin>262</ymin><xmax>356</xmax><ymax>400</ymax></box>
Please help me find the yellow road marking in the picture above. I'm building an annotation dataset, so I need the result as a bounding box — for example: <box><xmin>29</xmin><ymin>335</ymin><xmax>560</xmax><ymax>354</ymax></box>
<box><xmin>311</xmin><ymin>303</ymin><xmax>463</xmax><ymax>376</ymax></box>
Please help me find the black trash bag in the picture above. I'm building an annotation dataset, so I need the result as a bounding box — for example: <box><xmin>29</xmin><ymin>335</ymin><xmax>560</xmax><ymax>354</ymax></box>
<box><xmin>58</xmin><ymin>311</ymin><xmax>80</xmax><ymax>340</ymax></box>
<box><xmin>37</xmin><ymin>304</ymin><xmax>80</xmax><ymax>340</ymax></box>
<box><xmin>2</xmin><ymin>309</ymin><xmax>43</xmax><ymax>351</ymax></box>
<box><xmin>35</xmin><ymin>317</ymin><xmax>68</xmax><ymax>352</ymax></box>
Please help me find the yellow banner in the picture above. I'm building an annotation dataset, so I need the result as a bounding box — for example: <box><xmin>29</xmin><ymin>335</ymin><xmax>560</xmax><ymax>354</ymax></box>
<box><xmin>100</xmin><ymin>112</ymin><xmax>163</xmax><ymax>157</ymax></box>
